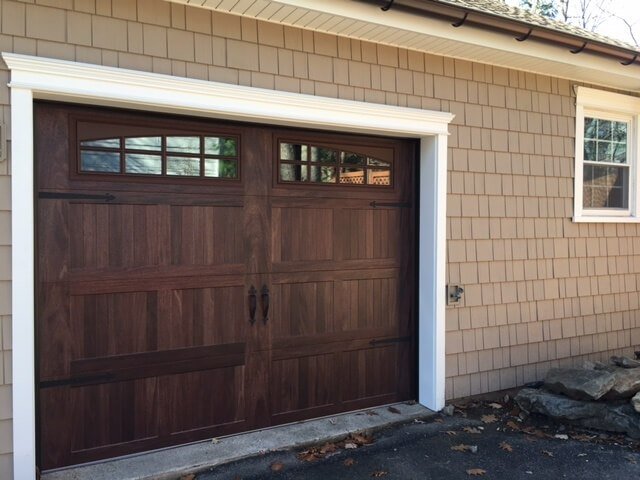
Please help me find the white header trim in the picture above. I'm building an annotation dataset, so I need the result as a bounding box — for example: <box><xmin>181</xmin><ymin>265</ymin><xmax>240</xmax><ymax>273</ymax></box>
<box><xmin>3</xmin><ymin>52</ymin><xmax>453</xmax><ymax>478</ymax></box>
<box><xmin>3</xmin><ymin>53</ymin><xmax>453</xmax><ymax>137</ymax></box>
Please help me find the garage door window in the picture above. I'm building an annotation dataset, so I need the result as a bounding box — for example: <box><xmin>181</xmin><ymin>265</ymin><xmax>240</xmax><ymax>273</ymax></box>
<box><xmin>279</xmin><ymin>141</ymin><xmax>391</xmax><ymax>186</ymax></box>
<box><xmin>78</xmin><ymin>127</ymin><xmax>239</xmax><ymax>179</ymax></box>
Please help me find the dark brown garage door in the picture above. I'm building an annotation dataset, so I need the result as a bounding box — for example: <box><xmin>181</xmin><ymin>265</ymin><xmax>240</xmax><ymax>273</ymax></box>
<box><xmin>35</xmin><ymin>102</ymin><xmax>417</xmax><ymax>470</ymax></box>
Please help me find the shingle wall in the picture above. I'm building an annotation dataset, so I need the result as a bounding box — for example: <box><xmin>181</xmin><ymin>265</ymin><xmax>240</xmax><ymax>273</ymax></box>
<box><xmin>0</xmin><ymin>0</ymin><xmax>639</xmax><ymax>477</ymax></box>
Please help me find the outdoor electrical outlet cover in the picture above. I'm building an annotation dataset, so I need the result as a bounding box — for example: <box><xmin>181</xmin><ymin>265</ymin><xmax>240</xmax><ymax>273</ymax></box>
<box><xmin>447</xmin><ymin>284</ymin><xmax>464</xmax><ymax>306</ymax></box>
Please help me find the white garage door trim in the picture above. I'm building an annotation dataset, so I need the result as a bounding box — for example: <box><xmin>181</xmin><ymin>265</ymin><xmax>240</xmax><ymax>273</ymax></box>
<box><xmin>2</xmin><ymin>52</ymin><xmax>454</xmax><ymax>479</ymax></box>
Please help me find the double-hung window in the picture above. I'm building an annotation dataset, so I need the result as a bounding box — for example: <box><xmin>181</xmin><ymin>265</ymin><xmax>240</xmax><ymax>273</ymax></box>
<box><xmin>574</xmin><ymin>87</ymin><xmax>640</xmax><ymax>222</ymax></box>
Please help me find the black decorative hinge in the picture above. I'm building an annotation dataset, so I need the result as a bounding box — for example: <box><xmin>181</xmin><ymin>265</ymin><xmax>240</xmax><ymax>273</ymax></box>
<box><xmin>370</xmin><ymin>201</ymin><xmax>410</xmax><ymax>208</ymax></box>
<box><xmin>39</xmin><ymin>191</ymin><xmax>116</xmax><ymax>202</ymax></box>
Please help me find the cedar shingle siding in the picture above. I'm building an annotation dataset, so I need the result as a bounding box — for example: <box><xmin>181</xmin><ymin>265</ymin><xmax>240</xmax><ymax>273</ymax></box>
<box><xmin>0</xmin><ymin>0</ymin><xmax>639</xmax><ymax>477</ymax></box>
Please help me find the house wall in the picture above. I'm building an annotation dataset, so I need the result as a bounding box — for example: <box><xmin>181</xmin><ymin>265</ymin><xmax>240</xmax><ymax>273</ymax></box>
<box><xmin>0</xmin><ymin>0</ymin><xmax>639</xmax><ymax>477</ymax></box>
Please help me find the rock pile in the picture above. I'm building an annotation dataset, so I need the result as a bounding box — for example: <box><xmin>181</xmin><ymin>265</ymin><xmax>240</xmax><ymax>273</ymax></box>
<box><xmin>515</xmin><ymin>354</ymin><xmax>640</xmax><ymax>439</ymax></box>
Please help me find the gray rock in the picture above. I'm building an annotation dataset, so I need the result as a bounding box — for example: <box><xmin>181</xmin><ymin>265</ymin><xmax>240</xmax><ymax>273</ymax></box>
<box><xmin>544</xmin><ymin>368</ymin><xmax>617</xmax><ymax>401</ymax></box>
<box><xmin>515</xmin><ymin>388</ymin><xmax>640</xmax><ymax>439</ymax></box>
<box><xmin>441</xmin><ymin>404</ymin><xmax>454</xmax><ymax>416</ymax></box>
<box><xmin>610</xmin><ymin>356</ymin><xmax>640</xmax><ymax>368</ymax></box>
<box><xmin>604</xmin><ymin>368</ymin><xmax>640</xmax><ymax>399</ymax></box>
<box><xmin>632</xmin><ymin>392</ymin><xmax>640</xmax><ymax>414</ymax></box>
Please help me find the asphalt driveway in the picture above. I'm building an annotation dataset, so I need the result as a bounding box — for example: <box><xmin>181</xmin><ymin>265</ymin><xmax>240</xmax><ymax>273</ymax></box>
<box><xmin>194</xmin><ymin>398</ymin><xmax>640</xmax><ymax>480</ymax></box>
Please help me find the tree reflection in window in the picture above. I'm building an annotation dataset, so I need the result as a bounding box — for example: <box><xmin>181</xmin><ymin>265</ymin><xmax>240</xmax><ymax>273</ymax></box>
<box><xmin>79</xmin><ymin>128</ymin><xmax>239</xmax><ymax>179</ymax></box>
<box><xmin>279</xmin><ymin>142</ymin><xmax>391</xmax><ymax>187</ymax></box>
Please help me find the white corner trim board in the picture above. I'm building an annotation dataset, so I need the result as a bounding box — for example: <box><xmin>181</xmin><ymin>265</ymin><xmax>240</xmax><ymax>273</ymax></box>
<box><xmin>2</xmin><ymin>52</ymin><xmax>454</xmax><ymax>479</ymax></box>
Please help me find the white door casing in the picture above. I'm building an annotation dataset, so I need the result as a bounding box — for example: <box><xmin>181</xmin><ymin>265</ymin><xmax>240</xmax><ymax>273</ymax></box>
<box><xmin>2</xmin><ymin>52</ymin><xmax>453</xmax><ymax>479</ymax></box>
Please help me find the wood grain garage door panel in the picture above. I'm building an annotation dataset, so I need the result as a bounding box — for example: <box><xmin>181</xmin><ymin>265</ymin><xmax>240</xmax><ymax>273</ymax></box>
<box><xmin>36</xmin><ymin>103</ymin><xmax>417</xmax><ymax>470</ymax></box>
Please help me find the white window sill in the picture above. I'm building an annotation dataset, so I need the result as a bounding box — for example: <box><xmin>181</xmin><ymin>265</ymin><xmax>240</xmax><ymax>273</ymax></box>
<box><xmin>573</xmin><ymin>215</ymin><xmax>640</xmax><ymax>223</ymax></box>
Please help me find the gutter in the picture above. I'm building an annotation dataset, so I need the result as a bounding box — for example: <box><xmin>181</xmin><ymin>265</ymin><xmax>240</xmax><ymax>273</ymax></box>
<box><xmin>372</xmin><ymin>0</ymin><xmax>639</xmax><ymax>67</ymax></box>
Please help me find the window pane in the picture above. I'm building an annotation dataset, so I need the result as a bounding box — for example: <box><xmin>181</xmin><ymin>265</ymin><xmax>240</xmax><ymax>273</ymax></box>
<box><xmin>612</xmin><ymin>122</ymin><xmax>627</xmax><ymax>142</ymax></box>
<box><xmin>125</xmin><ymin>136</ymin><xmax>162</xmax><ymax>151</ymax></box>
<box><xmin>597</xmin><ymin>119</ymin><xmax>611</xmax><ymax>140</ymax></box>
<box><xmin>125</xmin><ymin>153</ymin><xmax>162</xmax><ymax>174</ymax></box>
<box><xmin>205</xmin><ymin>158</ymin><xmax>238</xmax><ymax>178</ymax></box>
<box><xmin>367</xmin><ymin>169</ymin><xmax>391</xmax><ymax>186</ymax></box>
<box><xmin>584</xmin><ymin>140</ymin><xmax>596</xmax><ymax>161</ymax></box>
<box><xmin>583</xmin><ymin>165</ymin><xmax>628</xmax><ymax>209</ymax></box>
<box><xmin>612</xmin><ymin>142</ymin><xmax>627</xmax><ymax>163</ymax></box>
<box><xmin>596</xmin><ymin>141</ymin><xmax>612</xmax><ymax>162</ymax></box>
<box><xmin>205</xmin><ymin>137</ymin><xmax>237</xmax><ymax>156</ymax></box>
<box><xmin>280</xmin><ymin>164</ymin><xmax>307</xmax><ymax>181</ymax></box>
<box><xmin>81</xmin><ymin>138</ymin><xmax>120</xmax><ymax>149</ymax></box>
<box><xmin>341</xmin><ymin>152</ymin><xmax>366</xmax><ymax>165</ymax></box>
<box><xmin>584</xmin><ymin>117</ymin><xmax>597</xmax><ymax>139</ymax></box>
<box><xmin>80</xmin><ymin>150</ymin><xmax>120</xmax><ymax>173</ymax></box>
<box><xmin>280</xmin><ymin>143</ymin><xmax>307</xmax><ymax>161</ymax></box>
<box><xmin>339</xmin><ymin>167</ymin><xmax>365</xmax><ymax>184</ymax></box>
<box><xmin>309</xmin><ymin>166</ymin><xmax>337</xmax><ymax>183</ymax></box>
<box><xmin>310</xmin><ymin>146</ymin><xmax>337</xmax><ymax>163</ymax></box>
<box><xmin>167</xmin><ymin>156</ymin><xmax>200</xmax><ymax>176</ymax></box>
<box><xmin>167</xmin><ymin>136</ymin><xmax>200</xmax><ymax>154</ymax></box>
<box><xmin>367</xmin><ymin>157</ymin><xmax>390</xmax><ymax>167</ymax></box>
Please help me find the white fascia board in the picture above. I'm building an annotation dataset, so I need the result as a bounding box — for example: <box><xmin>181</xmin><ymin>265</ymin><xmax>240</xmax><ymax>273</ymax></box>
<box><xmin>205</xmin><ymin>0</ymin><xmax>640</xmax><ymax>93</ymax></box>
<box><xmin>3</xmin><ymin>53</ymin><xmax>454</xmax><ymax>137</ymax></box>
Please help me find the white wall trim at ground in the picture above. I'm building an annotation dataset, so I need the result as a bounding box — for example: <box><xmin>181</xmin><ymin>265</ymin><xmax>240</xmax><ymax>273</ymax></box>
<box><xmin>2</xmin><ymin>52</ymin><xmax>454</xmax><ymax>479</ymax></box>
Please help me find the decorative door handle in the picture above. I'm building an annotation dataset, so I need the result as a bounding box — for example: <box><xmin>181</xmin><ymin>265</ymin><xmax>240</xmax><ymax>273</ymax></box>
<box><xmin>248</xmin><ymin>286</ymin><xmax>257</xmax><ymax>325</ymax></box>
<box><xmin>260</xmin><ymin>285</ymin><xmax>270</xmax><ymax>324</ymax></box>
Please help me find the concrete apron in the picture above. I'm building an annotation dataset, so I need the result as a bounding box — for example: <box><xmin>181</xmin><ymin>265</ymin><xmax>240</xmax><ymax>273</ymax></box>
<box><xmin>42</xmin><ymin>402</ymin><xmax>434</xmax><ymax>480</ymax></box>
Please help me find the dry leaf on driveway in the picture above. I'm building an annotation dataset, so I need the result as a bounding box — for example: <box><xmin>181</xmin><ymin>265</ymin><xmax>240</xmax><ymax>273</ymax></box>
<box><xmin>542</xmin><ymin>450</ymin><xmax>554</xmax><ymax>457</ymax></box>
<box><xmin>505</xmin><ymin>421</ymin><xmax>521</xmax><ymax>431</ymax></box>
<box><xmin>488</xmin><ymin>402</ymin><xmax>503</xmax><ymax>409</ymax></box>
<box><xmin>444</xmin><ymin>430</ymin><xmax>458</xmax><ymax>436</ymax></box>
<box><xmin>463</xmin><ymin>427</ymin><xmax>482</xmax><ymax>434</ymax></box>
<box><xmin>371</xmin><ymin>470</ymin><xmax>388</xmax><ymax>477</ymax></box>
<box><xmin>270</xmin><ymin>461</ymin><xmax>285</xmax><ymax>472</ymax></box>
<box><xmin>451</xmin><ymin>444</ymin><xmax>478</xmax><ymax>453</ymax></box>
<box><xmin>481</xmin><ymin>414</ymin><xmax>497</xmax><ymax>424</ymax></box>
<box><xmin>388</xmin><ymin>406</ymin><xmax>401</xmax><ymax>414</ymax></box>
<box><xmin>179</xmin><ymin>475</ymin><xmax>195</xmax><ymax>480</ymax></box>
<box><xmin>499</xmin><ymin>441</ymin><xmax>513</xmax><ymax>452</ymax></box>
<box><xmin>466</xmin><ymin>468</ymin><xmax>487</xmax><ymax>476</ymax></box>
<box><xmin>343</xmin><ymin>458</ymin><xmax>356</xmax><ymax>467</ymax></box>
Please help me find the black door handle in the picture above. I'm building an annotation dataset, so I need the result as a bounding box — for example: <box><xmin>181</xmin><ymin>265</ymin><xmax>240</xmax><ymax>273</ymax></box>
<box><xmin>260</xmin><ymin>285</ymin><xmax>270</xmax><ymax>324</ymax></box>
<box><xmin>248</xmin><ymin>286</ymin><xmax>257</xmax><ymax>325</ymax></box>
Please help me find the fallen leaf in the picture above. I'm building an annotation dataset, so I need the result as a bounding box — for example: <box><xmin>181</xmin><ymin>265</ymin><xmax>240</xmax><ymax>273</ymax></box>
<box><xmin>413</xmin><ymin>418</ymin><xmax>425</xmax><ymax>424</ymax></box>
<box><xmin>466</xmin><ymin>468</ymin><xmax>487</xmax><ymax>476</ymax></box>
<box><xmin>554</xmin><ymin>434</ymin><xmax>569</xmax><ymax>440</ymax></box>
<box><xmin>451</xmin><ymin>444</ymin><xmax>478</xmax><ymax>453</ymax></box>
<box><xmin>444</xmin><ymin>430</ymin><xmax>458</xmax><ymax>436</ymax></box>
<box><xmin>371</xmin><ymin>471</ymin><xmax>388</xmax><ymax>477</ymax></box>
<box><xmin>350</xmin><ymin>432</ymin><xmax>374</xmax><ymax>445</ymax></box>
<box><xmin>388</xmin><ymin>406</ymin><xmax>401</xmax><ymax>414</ymax></box>
<box><xmin>270</xmin><ymin>461</ymin><xmax>285</xmax><ymax>472</ymax></box>
<box><xmin>542</xmin><ymin>450</ymin><xmax>554</xmax><ymax>457</ymax></box>
<box><xmin>481</xmin><ymin>414</ymin><xmax>497</xmax><ymax>424</ymax></box>
<box><xmin>344</xmin><ymin>458</ymin><xmax>356</xmax><ymax>467</ymax></box>
<box><xmin>577</xmin><ymin>453</ymin><xmax>587</xmax><ymax>457</ymax></box>
<box><xmin>463</xmin><ymin>427</ymin><xmax>482</xmax><ymax>434</ymax></box>
<box><xmin>572</xmin><ymin>434</ymin><xmax>595</xmax><ymax>442</ymax></box>
<box><xmin>344</xmin><ymin>442</ymin><xmax>358</xmax><ymax>449</ymax></box>
<box><xmin>180</xmin><ymin>475</ymin><xmax>195</xmax><ymax>480</ymax></box>
<box><xmin>365</xmin><ymin>410</ymin><xmax>379</xmax><ymax>416</ymax></box>
<box><xmin>499</xmin><ymin>441</ymin><xmax>513</xmax><ymax>452</ymax></box>
<box><xmin>506</xmin><ymin>421</ymin><xmax>521</xmax><ymax>431</ymax></box>
<box><xmin>297</xmin><ymin>450</ymin><xmax>320</xmax><ymax>462</ymax></box>
<box><xmin>434</xmin><ymin>418</ymin><xmax>444</xmax><ymax>423</ymax></box>
<box><xmin>211</xmin><ymin>437</ymin><xmax>220</xmax><ymax>444</ymax></box>
<box><xmin>488</xmin><ymin>402</ymin><xmax>503</xmax><ymax>409</ymax></box>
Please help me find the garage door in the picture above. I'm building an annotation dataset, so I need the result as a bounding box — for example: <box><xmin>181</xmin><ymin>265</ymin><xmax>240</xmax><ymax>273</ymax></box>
<box><xmin>36</xmin><ymin>102</ymin><xmax>417</xmax><ymax>470</ymax></box>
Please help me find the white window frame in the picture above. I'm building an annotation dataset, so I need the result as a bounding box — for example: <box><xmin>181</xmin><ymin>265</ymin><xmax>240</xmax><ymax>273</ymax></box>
<box><xmin>574</xmin><ymin>86</ymin><xmax>640</xmax><ymax>223</ymax></box>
